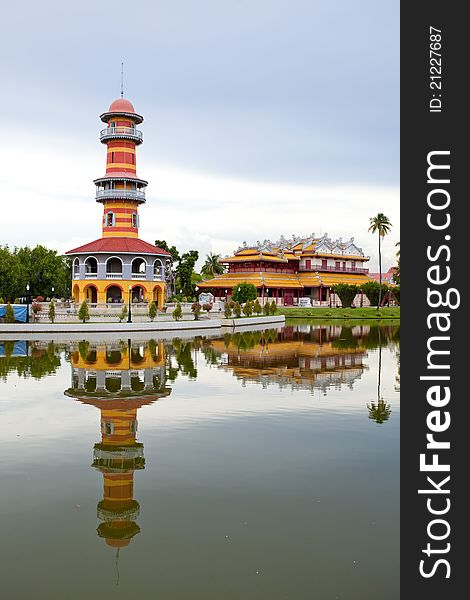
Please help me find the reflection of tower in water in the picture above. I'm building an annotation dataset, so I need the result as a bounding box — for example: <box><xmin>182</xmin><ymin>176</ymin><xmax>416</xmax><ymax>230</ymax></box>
<box><xmin>65</xmin><ymin>340</ymin><xmax>170</xmax><ymax>549</ymax></box>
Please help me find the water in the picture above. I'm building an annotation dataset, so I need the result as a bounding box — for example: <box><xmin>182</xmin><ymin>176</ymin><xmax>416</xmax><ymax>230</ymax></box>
<box><xmin>0</xmin><ymin>322</ymin><xmax>400</xmax><ymax>599</ymax></box>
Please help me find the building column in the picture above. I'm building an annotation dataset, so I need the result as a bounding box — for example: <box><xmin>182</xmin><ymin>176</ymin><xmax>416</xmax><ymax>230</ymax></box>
<box><xmin>96</xmin><ymin>370</ymin><xmax>106</xmax><ymax>391</ymax></box>
<box><xmin>121</xmin><ymin>370</ymin><xmax>131</xmax><ymax>391</ymax></box>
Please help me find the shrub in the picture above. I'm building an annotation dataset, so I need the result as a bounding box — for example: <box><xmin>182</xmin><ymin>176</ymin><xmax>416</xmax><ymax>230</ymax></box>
<box><xmin>331</xmin><ymin>284</ymin><xmax>358</xmax><ymax>308</ymax></box>
<box><xmin>36</xmin><ymin>296</ymin><xmax>45</xmax><ymax>302</ymax></box>
<box><xmin>224</xmin><ymin>304</ymin><xmax>232</xmax><ymax>318</ymax></box>
<box><xmin>231</xmin><ymin>283</ymin><xmax>257</xmax><ymax>304</ymax></box>
<box><xmin>5</xmin><ymin>302</ymin><xmax>15</xmax><ymax>323</ymax></box>
<box><xmin>253</xmin><ymin>299</ymin><xmax>262</xmax><ymax>316</ymax></box>
<box><xmin>243</xmin><ymin>300</ymin><xmax>253</xmax><ymax>317</ymax></box>
<box><xmin>106</xmin><ymin>297</ymin><xmax>112</xmax><ymax>303</ymax></box>
<box><xmin>391</xmin><ymin>285</ymin><xmax>400</xmax><ymax>305</ymax></box>
<box><xmin>148</xmin><ymin>301</ymin><xmax>157</xmax><ymax>321</ymax></box>
<box><xmin>48</xmin><ymin>299</ymin><xmax>56</xmax><ymax>323</ymax></box>
<box><xmin>14</xmin><ymin>298</ymin><xmax>19</xmax><ymax>304</ymax></box>
<box><xmin>0</xmin><ymin>297</ymin><xmax>4</xmax><ymax>304</ymax></box>
<box><xmin>173</xmin><ymin>302</ymin><xmax>183</xmax><ymax>321</ymax></box>
<box><xmin>202</xmin><ymin>303</ymin><xmax>212</xmax><ymax>314</ymax></box>
<box><xmin>269</xmin><ymin>300</ymin><xmax>277</xmax><ymax>315</ymax></box>
<box><xmin>263</xmin><ymin>301</ymin><xmax>270</xmax><ymax>315</ymax></box>
<box><xmin>132</xmin><ymin>297</ymin><xmax>139</xmax><ymax>303</ymax></box>
<box><xmin>119</xmin><ymin>304</ymin><xmax>128</xmax><ymax>322</ymax></box>
<box><xmin>361</xmin><ymin>281</ymin><xmax>389</xmax><ymax>307</ymax></box>
<box><xmin>191</xmin><ymin>302</ymin><xmax>202</xmax><ymax>320</ymax></box>
<box><xmin>233</xmin><ymin>302</ymin><xmax>242</xmax><ymax>318</ymax></box>
<box><xmin>31</xmin><ymin>302</ymin><xmax>42</xmax><ymax>319</ymax></box>
<box><xmin>46</xmin><ymin>297</ymin><xmax>51</xmax><ymax>302</ymax></box>
<box><xmin>78</xmin><ymin>301</ymin><xmax>90</xmax><ymax>323</ymax></box>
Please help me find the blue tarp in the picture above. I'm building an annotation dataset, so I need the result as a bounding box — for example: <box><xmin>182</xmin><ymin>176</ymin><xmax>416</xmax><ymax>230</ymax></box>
<box><xmin>0</xmin><ymin>304</ymin><xmax>28</xmax><ymax>323</ymax></box>
<box><xmin>0</xmin><ymin>340</ymin><xmax>27</xmax><ymax>357</ymax></box>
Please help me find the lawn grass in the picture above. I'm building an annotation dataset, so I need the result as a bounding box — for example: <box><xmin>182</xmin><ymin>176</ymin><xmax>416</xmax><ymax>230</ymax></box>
<box><xmin>278</xmin><ymin>306</ymin><xmax>400</xmax><ymax>319</ymax></box>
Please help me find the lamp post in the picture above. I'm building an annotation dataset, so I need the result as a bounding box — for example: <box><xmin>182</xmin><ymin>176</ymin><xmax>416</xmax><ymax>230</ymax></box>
<box><xmin>266</xmin><ymin>288</ymin><xmax>269</xmax><ymax>306</ymax></box>
<box><xmin>225</xmin><ymin>289</ymin><xmax>228</xmax><ymax>303</ymax></box>
<box><xmin>26</xmin><ymin>284</ymin><xmax>30</xmax><ymax>323</ymax></box>
<box><xmin>128</xmin><ymin>286</ymin><xmax>132</xmax><ymax>323</ymax></box>
<box><xmin>51</xmin><ymin>286</ymin><xmax>55</xmax><ymax>300</ymax></box>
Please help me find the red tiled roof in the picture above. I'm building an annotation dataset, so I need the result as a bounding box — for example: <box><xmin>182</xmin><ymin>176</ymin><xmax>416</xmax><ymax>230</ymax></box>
<box><xmin>65</xmin><ymin>237</ymin><xmax>170</xmax><ymax>256</ymax></box>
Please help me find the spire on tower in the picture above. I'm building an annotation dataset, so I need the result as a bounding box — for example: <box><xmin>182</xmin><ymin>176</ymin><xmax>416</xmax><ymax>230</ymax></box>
<box><xmin>120</xmin><ymin>62</ymin><xmax>124</xmax><ymax>98</ymax></box>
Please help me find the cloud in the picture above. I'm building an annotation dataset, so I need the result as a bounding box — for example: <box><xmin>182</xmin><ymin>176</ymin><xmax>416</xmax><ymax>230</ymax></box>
<box><xmin>0</xmin><ymin>133</ymin><xmax>399</xmax><ymax>271</ymax></box>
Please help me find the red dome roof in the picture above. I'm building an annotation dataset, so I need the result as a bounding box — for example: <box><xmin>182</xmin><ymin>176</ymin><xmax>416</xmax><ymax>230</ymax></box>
<box><xmin>108</xmin><ymin>98</ymin><xmax>136</xmax><ymax>113</ymax></box>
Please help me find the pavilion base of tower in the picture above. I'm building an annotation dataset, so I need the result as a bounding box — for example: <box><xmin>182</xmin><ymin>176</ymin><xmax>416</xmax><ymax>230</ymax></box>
<box><xmin>72</xmin><ymin>279</ymin><xmax>166</xmax><ymax>308</ymax></box>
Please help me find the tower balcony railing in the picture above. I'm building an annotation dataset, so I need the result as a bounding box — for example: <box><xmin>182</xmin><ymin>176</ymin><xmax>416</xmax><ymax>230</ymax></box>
<box><xmin>96</xmin><ymin>189</ymin><xmax>146</xmax><ymax>201</ymax></box>
<box><xmin>131</xmin><ymin>273</ymin><xmax>146</xmax><ymax>280</ymax></box>
<box><xmin>106</xmin><ymin>273</ymin><xmax>123</xmax><ymax>279</ymax></box>
<box><xmin>100</xmin><ymin>126</ymin><xmax>143</xmax><ymax>143</ymax></box>
<box><xmin>85</xmin><ymin>272</ymin><xmax>98</xmax><ymax>279</ymax></box>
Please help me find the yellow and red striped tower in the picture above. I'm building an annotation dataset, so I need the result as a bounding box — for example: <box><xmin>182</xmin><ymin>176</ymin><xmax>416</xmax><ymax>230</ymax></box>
<box><xmin>65</xmin><ymin>96</ymin><xmax>170</xmax><ymax>306</ymax></box>
<box><xmin>95</xmin><ymin>98</ymin><xmax>147</xmax><ymax>238</ymax></box>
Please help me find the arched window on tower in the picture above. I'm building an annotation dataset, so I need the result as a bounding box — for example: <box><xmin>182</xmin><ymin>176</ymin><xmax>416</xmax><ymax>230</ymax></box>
<box><xmin>106</xmin><ymin>212</ymin><xmax>115</xmax><ymax>227</ymax></box>
<box><xmin>132</xmin><ymin>213</ymin><xmax>139</xmax><ymax>228</ymax></box>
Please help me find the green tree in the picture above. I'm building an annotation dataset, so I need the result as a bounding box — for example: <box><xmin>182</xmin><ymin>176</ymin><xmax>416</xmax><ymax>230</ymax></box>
<box><xmin>5</xmin><ymin>302</ymin><xmax>15</xmax><ymax>323</ymax></box>
<box><xmin>367</xmin><ymin>399</ymin><xmax>392</xmax><ymax>424</ymax></box>
<box><xmin>263</xmin><ymin>301</ymin><xmax>270</xmax><ymax>316</ymax></box>
<box><xmin>362</xmin><ymin>281</ymin><xmax>388</xmax><ymax>307</ymax></box>
<box><xmin>331</xmin><ymin>284</ymin><xmax>358</xmax><ymax>308</ymax></box>
<box><xmin>368</xmin><ymin>213</ymin><xmax>392</xmax><ymax>309</ymax></box>
<box><xmin>0</xmin><ymin>244</ymin><xmax>71</xmax><ymax>300</ymax></box>
<box><xmin>155</xmin><ymin>240</ymin><xmax>180</xmax><ymax>263</ymax></box>
<box><xmin>201</xmin><ymin>253</ymin><xmax>225</xmax><ymax>279</ymax></box>
<box><xmin>224</xmin><ymin>304</ymin><xmax>232</xmax><ymax>318</ymax></box>
<box><xmin>78</xmin><ymin>301</ymin><xmax>90</xmax><ymax>323</ymax></box>
<box><xmin>48</xmin><ymin>299</ymin><xmax>56</xmax><ymax>323</ymax></box>
<box><xmin>253</xmin><ymin>298</ymin><xmax>262</xmax><ymax>316</ymax></box>
<box><xmin>173</xmin><ymin>302</ymin><xmax>183</xmax><ymax>321</ymax></box>
<box><xmin>232</xmin><ymin>282</ymin><xmax>257</xmax><ymax>304</ymax></box>
<box><xmin>269</xmin><ymin>300</ymin><xmax>278</xmax><ymax>315</ymax></box>
<box><xmin>233</xmin><ymin>302</ymin><xmax>242</xmax><ymax>318</ymax></box>
<box><xmin>191</xmin><ymin>302</ymin><xmax>202</xmax><ymax>320</ymax></box>
<box><xmin>243</xmin><ymin>300</ymin><xmax>253</xmax><ymax>317</ymax></box>
<box><xmin>119</xmin><ymin>304</ymin><xmax>128</xmax><ymax>322</ymax></box>
<box><xmin>148</xmin><ymin>301</ymin><xmax>157</xmax><ymax>321</ymax></box>
<box><xmin>176</xmin><ymin>251</ymin><xmax>199</xmax><ymax>298</ymax></box>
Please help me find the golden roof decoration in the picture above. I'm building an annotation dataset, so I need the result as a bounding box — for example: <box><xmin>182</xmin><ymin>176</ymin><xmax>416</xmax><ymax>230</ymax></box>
<box><xmin>231</xmin><ymin>233</ymin><xmax>368</xmax><ymax>261</ymax></box>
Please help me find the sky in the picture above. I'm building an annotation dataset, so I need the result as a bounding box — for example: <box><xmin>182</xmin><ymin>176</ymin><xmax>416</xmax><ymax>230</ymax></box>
<box><xmin>0</xmin><ymin>0</ymin><xmax>399</xmax><ymax>272</ymax></box>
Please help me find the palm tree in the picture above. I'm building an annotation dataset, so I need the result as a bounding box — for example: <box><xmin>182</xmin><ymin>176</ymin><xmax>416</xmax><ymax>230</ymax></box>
<box><xmin>368</xmin><ymin>213</ymin><xmax>392</xmax><ymax>309</ymax></box>
<box><xmin>201</xmin><ymin>253</ymin><xmax>225</xmax><ymax>279</ymax></box>
<box><xmin>367</xmin><ymin>327</ymin><xmax>392</xmax><ymax>424</ymax></box>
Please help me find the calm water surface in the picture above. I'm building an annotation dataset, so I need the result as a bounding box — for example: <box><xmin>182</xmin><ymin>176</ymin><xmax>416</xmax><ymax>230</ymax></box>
<box><xmin>0</xmin><ymin>322</ymin><xmax>400</xmax><ymax>599</ymax></box>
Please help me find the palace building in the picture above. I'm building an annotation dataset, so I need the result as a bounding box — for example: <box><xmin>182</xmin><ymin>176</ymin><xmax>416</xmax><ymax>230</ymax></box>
<box><xmin>66</xmin><ymin>97</ymin><xmax>170</xmax><ymax>308</ymax></box>
<box><xmin>198</xmin><ymin>233</ymin><xmax>372</xmax><ymax>306</ymax></box>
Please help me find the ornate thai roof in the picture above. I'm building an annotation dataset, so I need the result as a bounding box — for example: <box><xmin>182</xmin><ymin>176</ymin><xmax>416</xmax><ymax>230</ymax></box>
<box><xmin>226</xmin><ymin>233</ymin><xmax>368</xmax><ymax>262</ymax></box>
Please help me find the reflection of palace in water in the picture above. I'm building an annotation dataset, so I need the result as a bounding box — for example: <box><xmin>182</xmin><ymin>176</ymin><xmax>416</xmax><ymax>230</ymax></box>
<box><xmin>212</xmin><ymin>325</ymin><xmax>369</xmax><ymax>393</ymax></box>
<box><xmin>65</xmin><ymin>340</ymin><xmax>170</xmax><ymax>549</ymax></box>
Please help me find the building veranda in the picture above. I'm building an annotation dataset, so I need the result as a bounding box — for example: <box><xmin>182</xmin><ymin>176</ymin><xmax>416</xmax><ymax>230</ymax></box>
<box><xmin>198</xmin><ymin>234</ymin><xmax>373</xmax><ymax>306</ymax></box>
